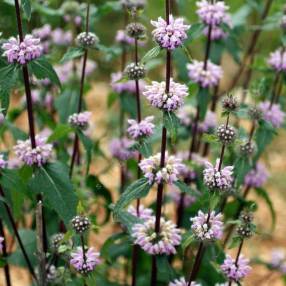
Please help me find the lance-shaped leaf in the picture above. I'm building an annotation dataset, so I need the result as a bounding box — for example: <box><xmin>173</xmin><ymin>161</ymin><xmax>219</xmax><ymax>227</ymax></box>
<box><xmin>163</xmin><ymin>111</ymin><xmax>180</xmax><ymax>144</ymax></box>
<box><xmin>114</xmin><ymin>178</ymin><xmax>152</xmax><ymax>217</ymax></box>
<box><xmin>116</xmin><ymin>210</ymin><xmax>143</xmax><ymax>234</ymax></box>
<box><xmin>197</xmin><ymin>87</ymin><xmax>210</xmax><ymax>120</ymax></box>
<box><xmin>29</xmin><ymin>57</ymin><xmax>61</xmax><ymax>87</ymax></box>
<box><xmin>29</xmin><ymin>162</ymin><xmax>78</xmax><ymax>225</ymax></box>
<box><xmin>234</xmin><ymin>156</ymin><xmax>252</xmax><ymax>186</ymax></box>
<box><xmin>60</xmin><ymin>47</ymin><xmax>85</xmax><ymax>63</ymax></box>
<box><xmin>141</xmin><ymin>46</ymin><xmax>161</xmax><ymax>64</ymax></box>
<box><xmin>22</xmin><ymin>0</ymin><xmax>31</xmax><ymax>20</ymax></box>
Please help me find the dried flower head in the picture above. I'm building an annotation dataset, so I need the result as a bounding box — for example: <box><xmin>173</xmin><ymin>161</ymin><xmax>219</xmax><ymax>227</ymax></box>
<box><xmin>14</xmin><ymin>135</ymin><xmax>53</xmax><ymax>166</ymax></box>
<box><xmin>76</xmin><ymin>32</ymin><xmax>99</xmax><ymax>48</ymax></box>
<box><xmin>70</xmin><ymin>247</ymin><xmax>100</xmax><ymax>274</ymax></box>
<box><xmin>151</xmin><ymin>15</ymin><xmax>190</xmax><ymax>50</ymax></box>
<box><xmin>132</xmin><ymin>217</ymin><xmax>181</xmax><ymax>255</ymax></box>
<box><xmin>222</xmin><ymin>95</ymin><xmax>238</xmax><ymax>112</ymax></box>
<box><xmin>143</xmin><ymin>79</ymin><xmax>188</xmax><ymax>111</ymax></box>
<box><xmin>2</xmin><ymin>35</ymin><xmax>43</xmax><ymax>65</ymax></box>
<box><xmin>191</xmin><ymin>210</ymin><xmax>223</xmax><ymax>241</ymax></box>
<box><xmin>187</xmin><ymin>60</ymin><xmax>223</xmax><ymax>88</ymax></box>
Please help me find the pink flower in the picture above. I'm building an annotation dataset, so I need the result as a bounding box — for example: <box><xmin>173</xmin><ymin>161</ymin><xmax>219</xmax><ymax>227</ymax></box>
<box><xmin>132</xmin><ymin>217</ymin><xmax>181</xmax><ymax>255</ymax></box>
<box><xmin>203</xmin><ymin>159</ymin><xmax>233</xmax><ymax>191</ymax></box>
<box><xmin>68</xmin><ymin>111</ymin><xmax>91</xmax><ymax>130</ymax></box>
<box><xmin>109</xmin><ymin>137</ymin><xmax>137</xmax><ymax>161</ymax></box>
<box><xmin>143</xmin><ymin>79</ymin><xmax>188</xmax><ymax>111</ymax></box>
<box><xmin>127</xmin><ymin>116</ymin><xmax>155</xmax><ymax>139</ymax></box>
<box><xmin>139</xmin><ymin>152</ymin><xmax>185</xmax><ymax>185</ymax></box>
<box><xmin>191</xmin><ymin>210</ymin><xmax>223</xmax><ymax>241</ymax></box>
<box><xmin>0</xmin><ymin>154</ymin><xmax>7</xmax><ymax>169</ymax></box>
<box><xmin>151</xmin><ymin>15</ymin><xmax>190</xmax><ymax>50</ymax></box>
<box><xmin>196</xmin><ymin>0</ymin><xmax>230</xmax><ymax>26</ymax></box>
<box><xmin>221</xmin><ymin>254</ymin><xmax>251</xmax><ymax>282</ymax></box>
<box><xmin>70</xmin><ymin>247</ymin><xmax>100</xmax><ymax>274</ymax></box>
<box><xmin>2</xmin><ymin>35</ymin><xmax>43</xmax><ymax>65</ymax></box>
<box><xmin>244</xmin><ymin>163</ymin><xmax>269</xmax><ymax>188</ymax></box>
<box><xmin>168</xmin><ymin>189</ymin><xmax>196</xmax><ymax>208</ymax></box>
<box><xmin>187</xmin><ymin>60</ymin><xmax>223</xmax><ymax>88</ymax></box>
<box><xmin>13</xmin><ymin>135</ymin><xmax>53</xmax><ymax>166</ymax></box>
<box><xmin>169</xmin><ymin>277</ymin><xmax>201</xmax><ymax>286</ymax></box>
<box><xmin>51</xmin><ymin>28</ymin><xmax>73</xmax><ymax>46</ymax></box>
<box><xmin>259</xmin><ymin>101</ymin><xmax>285</xmax><ymax>128</ymax></box>
<box><xmin>127</xmin><ymin>205</ymin><xmax>153</xmax><ymax>220</ymax></box>
<box><xmin>267</xmin><ymin>48</ymin><xmax>286</xmax><ymax>72</ymax></box>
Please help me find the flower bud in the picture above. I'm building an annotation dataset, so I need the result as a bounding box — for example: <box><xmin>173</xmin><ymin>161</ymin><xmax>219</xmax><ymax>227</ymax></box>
<box><xmin>237</xmin><ymin>224</ymin><xmax>253</xmax><ymax>238</ymax></box>
<box><xmin>76</xmin><ymin>32</ymin><xmax>99</xmax><ymax>48</ymax></box>
<box><xmin>61</xmin><ymin>1</ymin><xmax>80</xmax><ymax>15</ymax></box>
<box><xmin>125</xmin><ymin>62</ymin><xmax>146</xmax><ymax>80</ymax></box>
<box><xmin>71</xmin><ymin>215</ymin><xmax>90</xmax><ymax>234</ymax></box>
<box><xmin>222</xmin><ymin>95</ymin><xmax>238</xmax><ymax>112</ymax></box>
<box><xmin>217</xmin><ymin>124</ymin><xmax>236</xmax><ymax>145</ymax></box>
<box><xmin>248</xmin><ymin>106</ymin><xmax>262</xmax><ymax>121</ymax></box>
<box><xmin>50</xmin><ymin>233</ymin><xmax>65</xmax><ymax>250</ymax></box>
<box><xmin>240</xmin><ymin>211</ymin><xmax>254</xmax><ymax>223</ymax></box>
<box><xmin>240</xmin><ymin>141</ymin><xmax>255</xmax><ymax>156</ymax></box>
<box><xmin>126</xmin><ymin>22</ymin><xmax>146</xmax><ymax>39</ymax></box>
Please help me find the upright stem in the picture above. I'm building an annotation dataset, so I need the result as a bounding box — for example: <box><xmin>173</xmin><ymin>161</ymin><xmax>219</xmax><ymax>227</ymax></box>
<box><xmin>269</xmin><ymin>72</ymin><xmax>280</xmax><ymax>109</ymax></box>
<box><xmin>150</xmin><ymin>2</ymin><xmax>171</xmax><ymax>285</ymax></box>
<box><xmin>69</xmin><ymin>2</ymin><xmax>90</xmax><ymax>177</ymax></box>
<box><xmin>0</xmin><ymin>186</ymin><xmax>37</xmax><ymax>281</ymax></box>
<box><xmin>228</xmin><ymin>240</ymin><xmax>244</xmax><ymax>286</ymax></box>
<box><xmin>36</xmin><ymin>201</ymin><xmax>46</xmax><ymax>286</ymax></box>
<box><xmin>0</xmin><ymin>220</ymin><xmax>11</xmax><ymax>286</ymax></box>
<box><xmin>229</xmin><ymin>0</ymin><xmax>274</xmax><ymax>90</ymax></box>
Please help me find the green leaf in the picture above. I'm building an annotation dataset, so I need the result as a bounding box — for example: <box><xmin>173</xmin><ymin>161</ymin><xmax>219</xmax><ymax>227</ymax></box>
<box><xmin>60</xmin><ymin>47</ymin><xmax>85</xmax><ymax>63</ymax></box>
<box><xmin>181</xmin><ymin>230</ymin><xmax>195</xmax><ymax>251</ymax></box>
<box><xmin>29</xmin><ymin>162</ymin><xmax>78</xmax><ymax>225</ymax></box>
<box><xmin>156</xmin><ymin>255</ymin><xmax>176</xmax><ymax>282</ymax></box>
<box><xmin>116</xmin><ymin>210</ymin><xmax>142</xmax><ymax>234</ymax></box>
<box><xmin>130</xmin><ymin>140</ymin><xmax>152</xmax><ymax>157</ymax></box>
<box><xmin>234</xmin><ymin>156</ymin><xmax>252</xmax><ymax>186</ymax></box>
<box><xmin>174</xmin><ymin>180</ymin><xmax>197</xmax><ymax>197</ymax></box>
<box><xmin>86</xmin><ymin>175</ymin><xmax>112</xmax><ymax>225</ymax></box>
<box><xmin>114</xmin><ymin>178</ymin><xmax>151</xmax><ymax>217</ymax></box>
<box><xmin>76</xmin><ymin>130</ymin><xmax>93</xmax><ymax>175</ymax></box>
<box><xmin>228</xmin><ymin>236</ymin><xmax>242</xmax><ymax>249</ymax></box>
<box><xmin>197</xmin><ymin>87</ymin><xmax>210</xmax><ymax>120</ymax></box>
<box><xmin>254</xmin><ymin>187</ymin><xmax>276</xmax><ymax>229</ymax></box>
<box><xmin>22</xmin><ymin>0</ymin><xmax>31</xmax><ymax>20</ymax></box>
<box><xmin>29</xmin><ymin>57</ymin><xmax>61</xmax><ymax>87</ymax></box>
<box><xmin>48</xmin><ymin>124</ymin><xmax>73</xmax><ymax>142</ymax></box>
<box><xmin>187</xmin><ymin>23</ymin><xmax>204</xmax><ymax>41</ymax></box>
<box><xmin>141</xmin><ymin>46</ymin><xmax>161</xmax><ymax>64</ymax></box>
<box><xmin>163</xmin><ymin>111</ymin><xmax>180</xmax><ymax>144</ymax></box>
<box><xmin>107</xmin><ymin>92</ymin><xmax>117</xmax><ymax>108</ymax></box>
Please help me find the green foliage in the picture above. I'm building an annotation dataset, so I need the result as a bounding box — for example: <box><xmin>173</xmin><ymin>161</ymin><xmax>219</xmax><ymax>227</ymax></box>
<box><xmin>21</xmin><ymin>0</ymin><xmax>31</xmax><ymax>20</ymax></box>
<box><xmin>60</xmin><ymin>47</ymin><xmax>86</xmax><ymax>64</ymax></box>
<box><xmin>141</xmin><ymin>46</ymin><xmax>161</xmax><ymax>64</ymax></box>
<box><xmin>114</xmin><ymin>178</ymin><xmax>152</xmax><ymax>217</ymax></box>
<box><xmin>29</xmin><ymin>162</ymin><xmax>78</xmax><ymax>225</ymax></box>
<box><xmin>234</xmin><ymin>156</ymin><xmax>252</xmax><ymax>186</ymax></box>
<box><xmin>197</xmin><ymin>87</ymin><xmax>210</xmax><ymax>120</ymax></box>
<box><xmin>163</xmin><ymin>111</ymin><xmax>180</xmax><ymax>144</ymax></box>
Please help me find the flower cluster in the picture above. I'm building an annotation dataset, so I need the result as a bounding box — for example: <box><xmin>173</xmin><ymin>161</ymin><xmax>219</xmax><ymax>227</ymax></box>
<box><xmin>139</xmin><ymin>152</ymin><xmax>185</xmax><ymax>185</ymax></box>
<box><xmin>109</xmin><ymin>137</ymin><xmax>136</xmax><ymax>161</ymax></box>
<box><xmin>76</xmin><ymin>32</ymin><xmax>99</xmax><ymax>49</ymax></box>
<box><xmin>191</xmin><ymin>210</ymin><xmax>223</xmax><ymax>241</ymax></box>
<box><xmin>51</xmin><ymin>28</ymin><xmax>73</xmax><ymax>46</ymax></box>
<box><xmin>111</xmin><ymin>72</ymin><xmax>145</xmax><ymax>94</ymax></box>
<box><xmin>187</xmin><ymin>60</ymin><xmax>223</xmax><ymax>88</ymax></box>
<box><xmin>267</xmin><ymin>48</ymin><xmax>286</xmax><ymax>72</ymax></box>
<box><xmin>259</xmin><ymin>101</ymin><xmax>285</xmax><ymax>128</ymax></box>
<box><xmin>70</xmin><ymin>247</ymin><xmax>100</xmax><ymax>274</ymax></box>
<box><xmin>127</xmin><ymin>205</ymin><xmax>153</xmax><ymax>220</ymax></box>
<box><xmin>68</xmin><ymin>111</ymin><xmax>91</xmax><ymax>130</ymax></box>
<box><xmin>196</xmin><ymin>0</ymin><xmax>230</xmax><ymax>26</ymax></box>
<box><xmin>203</xmin><ymin>159</ymin><xmax>234</xmax><ymax>191</ymax></box>
<box><xmin>127</xmin><ymin>116</ymin><xmax>155</xmax><ymax>140</ymax></box>
<box><xmin>270</xmin><ymin>249</ymin><xmax>286</xmax><ymax>273</ymax></box>
<box><xmin>116</xmin><ymin>30</ymin><xmax>146</xmax><ymax>46</ymax></box>
<box><xmin>169</xmin><ymin>277</ymin><xmax>201</xmax><ymax>286</ymax></box>
<box><xmin>0</xmin><ymin>154</ymin><xmax>7</xmax><ymax>169</ymax></box>
<box><xmin>169</xmin><ymin>189</ymin><xmax>196</xmax><ymax>208</ymax></box>
<box><xmin>14</xmin><ymin>135</ymin><xmax>53</xmax><ymax>166</ymax></box>
<box><xmin>151</xmin><ymin>15</ymin><xmax>190</xmax><ymax>50</ymax></box>
<box><xmin>132</xmin><ymin>217</ymin><xmax>181</xmax><ymax>255</ymax></box>
<box><xmin>244</xmin><ymin>162</ymin><xmax>269</xmax><ymax>188</ymax></box>
<box><xmin>2</xmin><ymin>35</ymin><xmax>43</xmax><ymax>65</ymax></box>
<box><xmin>221</xmin><ymin>254</ymin><xmax>251</xmax><ymax>283</ymax></box>
<box><xmin>143</xmin><ymin>79</ymin><xmax>188</xmax><ymax>111</ymax></box>
<box><xmin>0</xmin><ymin>236</ymin><xmax>4</xmax><ymax>252</ymax></box>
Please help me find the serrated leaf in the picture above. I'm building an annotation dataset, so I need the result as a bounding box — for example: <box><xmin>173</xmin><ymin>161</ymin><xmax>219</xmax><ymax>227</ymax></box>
<box><xmin>76</xmin><ymin>130</ymin><xmax>93</xmax><ymax>175</ymax></box>
<box><xmin>22</xmin><ymin>0</ymin><xmax>31</xmax><ymax>20</ymax></box>
<box><xmin>114</xmin><ymin>178</ymin><xmax>151</xmax><ymax>217</ymax></box>
<box><xmin>29</xmin><ymin>162</ymin><xmax>78</xmax><ymax>225</ymax></box>
<box><xmin>163</xmin><ymin>111</ymin><xmax>180</xmax><ymax>144</ymax></box>
<box><xmin>255</xmin><ymin>187</ymin><xmax>276</xmax><ymax>229</ymax></box>
<box><xmin>60</xmin><ymin>47</ymin><xmax>85</xmax><ymax>64</ymax></box>
<box><xmin>141</xmin><ymin>46</ymin><xmax>161</xmax><ymax>64</ymax></box>
<box><xmin>29</xmin><ymin>57</ymin><xmax>61</xmax><ymax>87</ymax></box>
